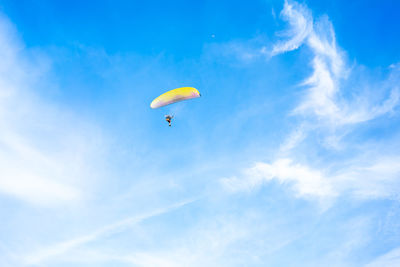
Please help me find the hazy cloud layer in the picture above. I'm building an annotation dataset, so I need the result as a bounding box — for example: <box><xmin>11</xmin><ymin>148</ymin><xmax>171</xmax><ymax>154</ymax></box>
<box><xmin>0</xmin><ymin>15</ymin><xmax>105</xmax><ymax>206</ymax></box>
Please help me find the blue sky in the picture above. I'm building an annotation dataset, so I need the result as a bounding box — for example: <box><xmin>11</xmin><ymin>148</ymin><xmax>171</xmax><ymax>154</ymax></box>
<box><xmin>0</xmin><ymin>0</ymin><xmax>400</xmax><ymax>266</ymax></box>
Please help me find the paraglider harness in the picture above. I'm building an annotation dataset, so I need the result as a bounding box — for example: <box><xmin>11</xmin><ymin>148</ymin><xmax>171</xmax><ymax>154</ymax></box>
<box><xmin>165</xmin><ymin>115</ymin><xmax>173</xmax><ymax>126</ymax></box>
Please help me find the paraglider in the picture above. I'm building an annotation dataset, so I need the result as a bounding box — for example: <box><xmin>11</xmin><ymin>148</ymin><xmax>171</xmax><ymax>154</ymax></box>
<box><xmin>150</xmin><ymin>87</ymin><xmax>201</xmax><ymax>127</ymax></box>
<box><xmin>165</xmin><ymin>115</ymin><xmax>173</xmax><ymax>126</ymax></box>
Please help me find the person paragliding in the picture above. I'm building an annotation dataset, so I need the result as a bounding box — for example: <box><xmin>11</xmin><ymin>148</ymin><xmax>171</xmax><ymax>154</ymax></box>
<box><xmin>150</xmin><ymin>87</ymin><xmax>201</xmax><ymax>127</ymax></box>
<box><xmin>165</xmin><ymin>115</ymin><xmax>173</xmax><ymax>126</ymax></box>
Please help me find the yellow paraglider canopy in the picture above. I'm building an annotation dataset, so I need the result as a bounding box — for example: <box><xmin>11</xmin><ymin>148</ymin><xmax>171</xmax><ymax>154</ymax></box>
<box><xmin>150</xmin><ymin>87</ymin><xmax>200</xmax><ymax>109</ymax></box>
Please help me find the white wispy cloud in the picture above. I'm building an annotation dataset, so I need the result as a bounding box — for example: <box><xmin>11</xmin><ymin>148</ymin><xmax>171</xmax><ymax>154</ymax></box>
<box><xmin>221</xmin><ymin>158</ymin><xmax>336</xmax><ymax>199</ymax></box>
<box><xmin>271</xmin><ymin>0</ymin><xmax>313</xmax><ymax>56</ymax></box>
<box><xmin>273</xmin><ymin>1</ymin><xmax>399</xmax><ymax>126</ymax></box>
<box><xmin>39</xmin><ymin>210</ymin><xmax>274</xmax><ymax>267</ymax></box>
<box><xmin>365</xmin><ymin>247</ymin><xmax>400</xmax><ymax>267</ymax></box>
<box><xmin>279</xmin><ymin>123</ymin><xmax>306</xmax><ymax>152</ymax></box>
<box><xmin>221</xmin><ymin>0</ymin><xmax>400</xmax><ymax>205</ymax></box>
<box><xmin>0</xmin><ymin>15</ymin><xmax>105</xmax><ymax>206</ymax></box>
<box><xmin>23</xmin><ymin>198</ymin><xmax>196</xmax><ymax>265</ymax></box>
<box><xmin>222</xmin><ymin>155</ymin><xmax>400</xmax><ymax>204</ymax></box>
